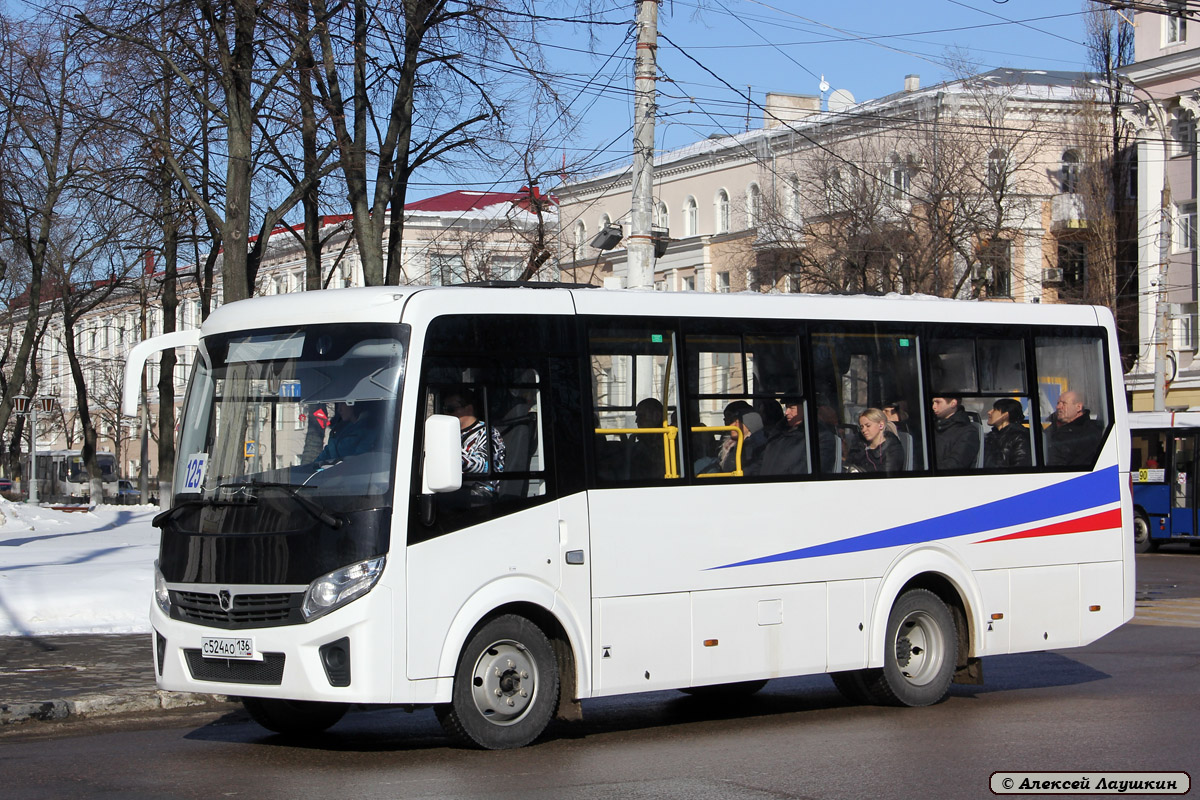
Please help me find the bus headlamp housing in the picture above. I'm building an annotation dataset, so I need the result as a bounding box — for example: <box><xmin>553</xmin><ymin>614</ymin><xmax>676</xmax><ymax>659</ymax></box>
<box><xmin>154</xmin><ymin>561</ymin><xmax>171</xmax><ymax>616</ymax></box>
<box><xmin>302</xmin><ymin>556</ymin><xmax>386</xmax><ymax>621</ymax></box>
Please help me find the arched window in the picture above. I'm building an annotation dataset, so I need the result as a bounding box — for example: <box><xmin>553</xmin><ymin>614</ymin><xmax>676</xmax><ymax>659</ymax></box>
<box><xmin>573</xmin><ymin>220</ymin><xmax>587</xmax><ymax>260</ymax></box>
<box><xmin>684</xmin><ymin>196</ymin><xmax>698</xmax><ymax>237</ymax></box>
<box><xmin>1061</xmin><ymin>150</ymin><xmax>1080</xmax><ymax>194</ymax></box>
<box><xmin>600</xmin><ymin>213</ymin><xmax>612</xmax><ymax>230</ymax></box>
<box><xmin>654</xmin><ymin>201</ymin><xmax>668</xmax><ymax>230</ymax></box>
<box><xmin>987</xmin><ymin>148</ymin><xmax>1007</xmax><ymax>191</ymax></box>
<box><xmin>746</xmin><ymin>183</ymin><xmax>761</xmax><ymax>229</ymax></box>
<box><xmin>715</xmin><ymin>189</ymin><xmax>730</xmax><ymax>234</ymax></box>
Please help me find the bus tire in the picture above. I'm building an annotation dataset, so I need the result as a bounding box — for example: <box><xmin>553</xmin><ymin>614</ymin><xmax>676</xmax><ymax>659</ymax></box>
<box><xmin>436</xmin><ymin>614</ymin><xmax>559</xmax><ymax>750</ymax></box>
<box><xmin>830</xmin><ymin>670</ymin><xmax>880</xmax><ymax>705</ymax></box>
<box><xmin>863</xmin><ymin>589</ymin><xmax>957</xmax><ymax>707</ymax></box>
<box><xmin>1133</xmin><ymin>512</ymin><xmax>1158</xmax><ymax>553</ymax></box>
<box><xmin>242</xmin><ymin>697</ymin><xmax>347</xmax><ymax>736</ymax></box>
<box><xmin>679</xmin><ymin>679</ymin><xmax>768</xmax><ymax>698</ymax></box>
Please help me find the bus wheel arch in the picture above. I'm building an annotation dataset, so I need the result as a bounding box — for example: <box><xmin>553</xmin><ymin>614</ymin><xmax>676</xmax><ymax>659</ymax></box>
<box><xmin>436</xmin><ymin>606</ymin><xmax>573</xmax><ymax>749</ymax></box>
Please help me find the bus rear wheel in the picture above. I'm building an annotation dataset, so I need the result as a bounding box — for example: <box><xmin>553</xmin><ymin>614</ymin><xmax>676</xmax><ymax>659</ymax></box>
<box><xmin>1133</xmin><ymin>512</ymin><xmax>1157</xmax><ymax>553</ymax></box>
<box><xmin>242</xmin><ymin>697</ymin><xmax>347</xmax><ymax>736</ymax></box>
<box><xmin>436</xmin><ymin>614</ymin><xmax>559</xmax><ymax>750</ymax></box>
<box><xmin>862</xmin><ymin>589</ymin><xmax>957</xmax><ymax>707</ymax></box>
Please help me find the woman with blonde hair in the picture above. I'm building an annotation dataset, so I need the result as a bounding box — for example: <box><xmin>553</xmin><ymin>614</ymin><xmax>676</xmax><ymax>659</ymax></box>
<box><xmin>847</xmin><ymin>407</ymin><xmax>905</xmax><ymax>473</ymax></box>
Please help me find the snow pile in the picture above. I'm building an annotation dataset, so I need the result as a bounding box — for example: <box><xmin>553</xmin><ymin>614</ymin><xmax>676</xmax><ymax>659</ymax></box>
<box><xmin>0</xmin><ymin>500</ymin><xmax>160</xmax><ymax>637</ymax></box>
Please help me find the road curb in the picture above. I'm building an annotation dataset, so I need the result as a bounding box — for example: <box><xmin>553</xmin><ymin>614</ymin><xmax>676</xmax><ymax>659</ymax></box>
<box><xmin>1</xmin><ymin>691</ymin><xmax>237</xmax><ymax>726</ymax></box>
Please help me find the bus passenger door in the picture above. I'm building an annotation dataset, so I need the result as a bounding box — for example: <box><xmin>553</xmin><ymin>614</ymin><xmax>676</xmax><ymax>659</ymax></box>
<box><xmin>1172</xmin><ymin>435</ymin><xmax>1197</xmax><ymax>536</ymax></box>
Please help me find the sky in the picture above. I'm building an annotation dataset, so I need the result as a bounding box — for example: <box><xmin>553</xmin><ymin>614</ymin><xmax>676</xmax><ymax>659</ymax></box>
<box><xmin>0</xmin><ymin>500</ymin><xmax>159</xmax><ymax>637</ymax></box>
<box><xmin>434</xmin><ymin>0</ymin><xmax>1104</xmax><ymax>199</ymax></box>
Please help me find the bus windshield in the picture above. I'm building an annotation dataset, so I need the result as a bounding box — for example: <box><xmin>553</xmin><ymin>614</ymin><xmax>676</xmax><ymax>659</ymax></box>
<box><xmin>174</xmin><ymin>323</ymin><xmax>407</xmax><ymax>511</ymax></box>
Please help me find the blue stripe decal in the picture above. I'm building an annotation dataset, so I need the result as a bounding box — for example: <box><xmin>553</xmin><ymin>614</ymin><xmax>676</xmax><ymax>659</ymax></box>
<box><xmin>711</xmin><ymin>466</ymin><xmax>1121</xmax><ymax>570</ymax></box>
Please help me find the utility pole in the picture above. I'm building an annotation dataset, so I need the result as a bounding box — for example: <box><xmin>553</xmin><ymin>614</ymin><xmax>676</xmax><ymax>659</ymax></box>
<box><xmin>627</xmin><ymin>0</ymin><xmax>659</xmax><ymax>290</ymax></box>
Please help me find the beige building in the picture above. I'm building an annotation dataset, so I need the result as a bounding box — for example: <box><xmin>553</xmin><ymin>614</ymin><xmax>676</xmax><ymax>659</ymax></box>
<box><xmin>1123</xmin><ymin>3</ymin><xmax>1200</xmax><ymax>410</ymax></box>
<box><xmin>558</xmin><ymin>69</ymin><xmax>1106</xmax><ymax>312</ymax></box>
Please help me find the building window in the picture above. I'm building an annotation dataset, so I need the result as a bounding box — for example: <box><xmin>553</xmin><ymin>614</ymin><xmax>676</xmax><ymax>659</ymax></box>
<box><xmin>1058</xmin><ymin>241</ymin><xmax>1087</xmax><ymax>289</ymax></box>
<box><xmin>715</xmin><ymin>190</ymin><xmax>730</xmax><ymax>234</ymax></box>
<box><xmin>789</xmin><ymin>175</ymin><xmax>801</xmax><ymax>220</ymax></box>
<box><xmin>1172</xmin><ymin>109</ymin><xmax>1195</xmax><ymax>154</ymax></box>
<box><xmin>889</xmin><ymin>155</ymin><xmax>910</xmax><ymax>199</ymax></box>
<box><xmin>987</xmin><ymin>148</ymin><xmax>1007</xmax><ymax>191</ymax></box>
<box><xmin>683</xmin><ymin>275</ymin><xmax>695</xmax><ymax>291</ymax></box>
<box><xmin>574</xmin><ymin>221</ymin><xmax>586</xmax><ymax>261</ymax></box>
<box><xmin>746</xmin><ymin>183</ymin><xmax>761</xmax><ymax>229</ymax></box>
<box><xmin>430</xmin><ymin>253</ymin><xmax>467</xmax><ymax>285</ymax></box>
<box><xmin>1166</xmin><ymin>5</ymin><xmax>1187</xmax><ymax>44</ymax></box>
<box><xmin>654</xmin><ymin>201</ymin><xmax>668</xmax><ymax>230</ymax></box>
<box><xmin>716</xmin><ymin>271</ymin><xmax>730</xmax><ymax>293</ymax></box>
<box><xmin>1061</xmin><ymin>150</ymin><xmax>1081</xmax><ymax>194</ymax></box>
<box><xmin>684</xmin><ymin>196</ymin><xmax>698</xmax><ymax>237</ymax></box>
<box><xmin>978</xmin><ymin>240</ymin><xmax>1012</xmax><ymax>297</ymax></box>
<box><xmin>1175</xmin><ymin>202</ymin><xmax>1197</xmax><ymax>252</ymax></box>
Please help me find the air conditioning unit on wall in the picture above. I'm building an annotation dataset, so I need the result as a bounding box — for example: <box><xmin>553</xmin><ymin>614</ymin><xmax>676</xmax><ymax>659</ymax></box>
<box><xmin>1042</xmin><ymin>267</ymin><xmax>1064</xmax><ymax>285</ymax></box>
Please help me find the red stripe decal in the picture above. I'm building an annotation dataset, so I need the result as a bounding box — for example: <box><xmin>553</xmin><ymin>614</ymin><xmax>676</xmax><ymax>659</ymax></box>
<box><xmin>977</xmin><ymin>508</ymin><xmax>1122</xmax><ymax>543</ymax></box>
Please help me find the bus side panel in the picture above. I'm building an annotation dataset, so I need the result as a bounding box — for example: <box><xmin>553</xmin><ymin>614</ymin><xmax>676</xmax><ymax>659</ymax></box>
<box><xmin>690</xmin><ymin>583</ymin><xmax>828</xmax><ymax>685</ymax></box>
<box><xmin>827</xmin><ymin>579</ymin><xmax>869</xmax><ymax>672</ymax></box>
<box><xmin>1080</xmin><ymin>561</ymin><xmax>1125</xmax><ymax>645</ymax></box>
<box><xmin>405</xmin><ymin>502</ymin><xmax>563</xmax><ymax>681</ymax></box>
<box><xmin>974</xmin><ymin>569</ymin><xmax>1011</xmax><ymax>654</ymax></box>
<box><xmin>593</xmin><ymin>593</ymin><xmax>691</xmax><ymax>695</ymax></box>
<box><xmin>1009</xmin><ymin>565</ymin><xmax>1081</xmax><ymax>651</ymax></box>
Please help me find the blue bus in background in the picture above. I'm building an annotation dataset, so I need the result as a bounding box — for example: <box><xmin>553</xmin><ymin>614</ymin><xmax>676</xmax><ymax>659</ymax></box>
<box><xmin>1130</xmin><ymin>411</ymin><xmax>1200</xmax><ymax>552</ymax></box>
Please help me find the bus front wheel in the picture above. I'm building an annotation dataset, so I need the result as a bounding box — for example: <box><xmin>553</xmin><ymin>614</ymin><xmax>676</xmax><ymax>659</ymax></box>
<box><xmin>436</xmin><ymin>614</ymin><xmax>559</xmax><ymax>750</ymax></box>
<box><xmin>863</xmin><ymin>589</ymin><xmax>957</xmax><ymax>707</ymax></box>
<box><xmin>242</xmin><ymin>697</ymin><xmax>347</xmax><ymax>736</ymax></box>
<box><xmin>1134</xmin><ymin>512</ymin><xmax>1157</xmax><ymax>553</ymax></box>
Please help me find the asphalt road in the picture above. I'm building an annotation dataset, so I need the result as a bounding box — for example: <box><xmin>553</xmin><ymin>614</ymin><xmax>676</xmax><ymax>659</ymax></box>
<box><xmin>3</xmin><ymin>551</ymin><xmax>1198</xmax><ymax>800</ymax></box>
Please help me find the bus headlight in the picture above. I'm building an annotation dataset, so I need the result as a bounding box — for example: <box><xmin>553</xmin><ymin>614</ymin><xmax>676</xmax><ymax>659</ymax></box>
<box><xmin>302</xmin><ymin>556</ymin><xmax>386</xmax><ymax>621</ymax></box>
<box><xmin>154</xmin><ymin>561</ymin><xmax>171</xmax><ymax>616</ymax></box>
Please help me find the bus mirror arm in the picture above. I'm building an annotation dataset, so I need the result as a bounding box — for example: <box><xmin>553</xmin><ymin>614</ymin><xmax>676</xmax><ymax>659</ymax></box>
<box><xmin>122</xmin><ymin>330</ymin><xmax>201</xmax><ymax>416</ymax></box>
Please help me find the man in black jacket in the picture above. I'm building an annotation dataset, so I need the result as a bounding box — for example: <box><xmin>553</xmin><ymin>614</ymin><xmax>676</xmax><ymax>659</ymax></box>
<box><xmin>932</xmin><ymin>395</ymin><xmax>980</xmax><ymax>470</ymax></box>
<box><xmin>1046</xmin><ymin>390</ymin><xmax>1104</xmax><ymax>467</ymax></box>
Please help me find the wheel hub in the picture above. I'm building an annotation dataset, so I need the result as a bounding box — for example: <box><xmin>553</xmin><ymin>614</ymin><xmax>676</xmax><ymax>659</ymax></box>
<box><xmin>469</xmin><ymin>640</ymin><xmax>538</xmax><ymax>726</ymax></box>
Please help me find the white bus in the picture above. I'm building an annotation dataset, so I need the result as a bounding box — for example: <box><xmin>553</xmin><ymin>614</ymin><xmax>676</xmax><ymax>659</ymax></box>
<box><xmin>35</xmin><ymin>449</ymin><xmax>119</xmax><ymax>502</ymax></box>
<box><xmin>123</xmin><ymin>285</ymin><xmax>1133</xmax><ymax>749</ymax></box>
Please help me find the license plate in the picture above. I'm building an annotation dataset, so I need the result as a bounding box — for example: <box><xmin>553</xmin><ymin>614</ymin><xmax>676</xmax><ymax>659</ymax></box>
<box><xmin>201</xmin><ymin>636</ymin><xmax>258</xmax><ymax>660</ymax></box>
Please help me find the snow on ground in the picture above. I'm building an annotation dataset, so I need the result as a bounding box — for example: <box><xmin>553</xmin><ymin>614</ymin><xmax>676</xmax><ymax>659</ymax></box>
<box><xmin>0</xmin><ymin>499</ymin><xmax>159</xmax><ymax>637</ymax></box>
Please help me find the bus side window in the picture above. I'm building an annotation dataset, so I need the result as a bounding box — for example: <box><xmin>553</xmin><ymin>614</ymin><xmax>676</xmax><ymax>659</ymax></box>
<box><xmin>588</xmin><ymin>322</ymin><xmax>683</xmax><ymax>484</ymax></box>
<box><xmin>811</xmin><ymin>327</ymin><xmax>924</xmax><ymax>477</ymax></box>
<box><xmin>929</xmin><ymin>335</ymin><xmax>1034</xmax><ymax>472</ymax></box>
<box><xmin>1036</xmin><ymin>334</ymin><xmax>1110</xmax><ymax>470</ymax></box>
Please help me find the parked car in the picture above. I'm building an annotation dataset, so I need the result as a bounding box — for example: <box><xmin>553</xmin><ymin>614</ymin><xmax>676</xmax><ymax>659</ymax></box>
<box><xmin>117</xmin><ymin>479</ymin><xmax>141</xmax><ymax>504</ymax></box>
<box><xmin>0</xmin><ymin>476</ymin><xmax>14</xmax><ymax>495</ymax></box>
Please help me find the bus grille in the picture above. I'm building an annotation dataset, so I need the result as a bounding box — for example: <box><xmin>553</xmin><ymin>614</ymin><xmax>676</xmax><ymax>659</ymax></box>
<box><xmin>172</xmin><ymin>590</ymin><xmax>302</xmax><ymax>628</ymax></box>
<box><xmin>184</xmin><ymin>650</ymin><xmax>286</xmax><ymax>685</ymax></box>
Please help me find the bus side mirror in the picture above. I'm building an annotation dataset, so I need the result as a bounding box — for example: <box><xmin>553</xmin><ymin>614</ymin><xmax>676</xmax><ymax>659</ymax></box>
<box><xmin>422</xmin><ymin>415</ymin><xmax>463</xmax><ymax>494</ymax></box>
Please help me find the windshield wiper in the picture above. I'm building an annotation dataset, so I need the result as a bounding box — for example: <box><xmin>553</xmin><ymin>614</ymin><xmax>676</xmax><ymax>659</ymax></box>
<box><xmin>218</xmin><ymin>481</ymin><xmax>344</xmax><ymax>529</ymax></box>
<box><xmin>152</xmin><ymin>496</ymin><xmax>257</xmax><ymax>529</ymax></box>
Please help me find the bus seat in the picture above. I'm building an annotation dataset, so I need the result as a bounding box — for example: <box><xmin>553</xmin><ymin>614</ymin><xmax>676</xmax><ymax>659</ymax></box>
<box><xmin>497</xmin><ymin>408</ymin><xmax>537</xmax><ymax>497</ymax></box>
<box><xmin>975</xmin><ymin>423</ymin><xmax>986</xmax><ymax>468</ymax></box>
<box><xmin>897</xmin><ymin>430</ymin><xmax>914</xmax><ymax>470</ymax></box>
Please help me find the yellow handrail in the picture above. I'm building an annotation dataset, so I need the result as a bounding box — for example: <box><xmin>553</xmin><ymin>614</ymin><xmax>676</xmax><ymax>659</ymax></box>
<box><xmin>594</xmin><ymin>425</ymin><xmax>680</xmax><ymax>479</ymax></box>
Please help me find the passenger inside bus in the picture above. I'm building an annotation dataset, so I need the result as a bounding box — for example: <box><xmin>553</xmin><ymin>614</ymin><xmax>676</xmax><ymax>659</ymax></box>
<box><xmin>750</xmin><ymin>396</ymin><xmax>810</xmax><ymax>476</ymax></box>
<box><xmin>629</xmin><ymin>398</ymin><xmax>667</xmax><ymax>480</ymax></box>
<box><xmin>718</xmin><ymin>401</ymin><xmax>766</xmax><ymax>474</ymax></box>
<box><xmin>845</xmin><ymin>408</ymin><xmax>905</xmax><ymax>473</ymax></box>
<box><xmin>316</xmin><ymin>401</ymin><xmax>379</xmax><ymax>463</ymax></box>
<box><xmin>443</xmin><ymin>388</ymin><xmax>506</xmax><ymax>502</ymax></box>
<box><xmin>983</xmin><ymin>398</ymin><xmax>1032</xmax><ymax>468</ymax></box>
<box><xmin>1045</xmin><ymin>390</ymin><xmax>1103</xmax><ymax>467</ymax></box>
<box><xmin>932</xmin><ymin>394</ymin><xmax>980</xmax><ymax>470</ymax></box>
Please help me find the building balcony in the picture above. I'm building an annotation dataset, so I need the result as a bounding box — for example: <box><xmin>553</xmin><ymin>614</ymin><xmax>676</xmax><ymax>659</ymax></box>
<box><xmin>1051</xmin><ymin>193</ymin><xmax>1090</xmax><ymax>230</ymax></box>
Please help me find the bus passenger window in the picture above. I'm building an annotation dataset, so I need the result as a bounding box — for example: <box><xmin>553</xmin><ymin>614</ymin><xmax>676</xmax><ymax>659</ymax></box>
<box><xmin>589</xmin><ymin>324</ymin><xmax>683</xmax><ymax>484</ymax></box>
<box><xmin>929</xmin><ymin>336</ymin><xmax>1032</xmax><ymax>471</ymax></box>
<box><xmin>811</xmin><ymin>328</ymin><xmax>924</xmax><ymax>476</ymax></box>
<box><xmin>1036</xmin><ymin>335</ymin><xmax>1110</xmax><ymax>469</ymax></box>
